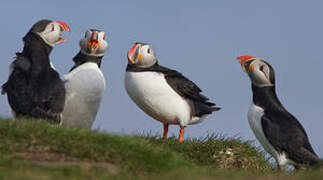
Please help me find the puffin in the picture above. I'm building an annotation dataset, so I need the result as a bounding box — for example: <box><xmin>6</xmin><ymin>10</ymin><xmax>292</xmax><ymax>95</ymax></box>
<box><xmin>125</xmin><ymin>42</ymin><xmax>220</xmax><ymax>143</ymax></box>
<box><xmin>1</xmin><ymin>19</ymin><xmax>70</xmax><ymax>123</ymax></box>
<box><xmin>237</xmin><ymin>55</ymin><xmax>322</xmax><ymax>170</ymax></box>
<box><xmin>61</xmin><ymin>29</ymin><xmax>108</xmax><ymax>128</ymax></box>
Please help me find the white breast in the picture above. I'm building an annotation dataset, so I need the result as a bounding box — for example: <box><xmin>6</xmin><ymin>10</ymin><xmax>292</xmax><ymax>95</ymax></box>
<box><xmin>125</xmin><ymin>71</ymin><xmax>193</xmax><ymax>126</ymax></box>
<box><xmin>248</xmin><ymin>104</ymin><xmax>280</xmax><ymax>161</ymax></box>
<box><xmin>62</xmin><ymin>62</ymin><xmax>106</xmax><ymax>128</ymax></box>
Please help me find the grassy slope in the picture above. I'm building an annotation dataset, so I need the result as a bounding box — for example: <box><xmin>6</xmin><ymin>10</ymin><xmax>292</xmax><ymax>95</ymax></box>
<box><xmin>0</xmin><ymin>118</ymin><xmax>321</xmax><ymax>180</ymax></box>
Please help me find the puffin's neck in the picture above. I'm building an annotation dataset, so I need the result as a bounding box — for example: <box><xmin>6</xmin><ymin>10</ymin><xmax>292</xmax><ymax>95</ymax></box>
<box><xmin>126</xmin><ymin>62</ymin><xmax>159</xmax><ymax>72</ymax></box>
<box><xmin>251</xmin><ymin>84</ymin><xmax>285</xmax><ymax>112</ymax></box>
<box><xmin>70</xmin><ymin>51</ymin><xmax>103</xmax><ymax>72</ymax></box>
<box><xmin>19</xmin><ymin>31</ymin><xmax>53</xmax><ymax>59</ymax></box>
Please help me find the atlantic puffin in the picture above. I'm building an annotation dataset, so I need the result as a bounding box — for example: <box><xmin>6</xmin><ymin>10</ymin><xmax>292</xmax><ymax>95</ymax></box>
<box><xmin>61</xmin><ymin>29</ymin><xmax>108</xmax><ymax>128</ymax></box>
<box><xmin>125</xmin><ymin>42</ymin><xmax>220</xmax><ymax>143</ymax></box>
<box><xmin>237</xmin><ymin>55</ymin><xmax>322</xmax><ymax>170</ymax></box>
<box><xmin>1</xmin><ymin>19</ymin><xmax>70</xmax><ymax>123</ymax></box>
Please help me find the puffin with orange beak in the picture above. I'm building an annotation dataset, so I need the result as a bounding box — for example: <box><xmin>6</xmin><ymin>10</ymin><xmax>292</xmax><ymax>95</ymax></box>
<box><xmin>2</xmin><ymin>19</ymin><xmax>70</xmax><ymax>123</ymax></box>
<box><xmin>237</xmin><ymin>55</ymin><xmax>322</xmax><ymax>170</ymax></box>
<box><xmin>61</xmin><ymin>29</ymin><xmax>108</xmax><ymax>128</ymax></box>
<box><xmin>125</xmin><ymin>42</ymin><xmax>220</xmax><ymax>143</ymax></box>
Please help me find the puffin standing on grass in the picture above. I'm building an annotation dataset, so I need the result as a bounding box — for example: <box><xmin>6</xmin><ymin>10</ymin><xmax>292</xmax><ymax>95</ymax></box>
<box><xmin>1</xmin><ymin>19</ymin><xmax>70</xmax><ymax>123</ymax></box>
<box><xmin>237</xmin><ymin>55</ymin><xmax>322</xmax><ymax>170</ymax></box>
<box><xmin>125</xmin><ymin>42</ymin><xmax>220</xmax><ymax>143</ymax></box>
<box><xmin>61</xmin><ymin>29</ymin><xmax>108</xmax><ymax>128</ymax></box>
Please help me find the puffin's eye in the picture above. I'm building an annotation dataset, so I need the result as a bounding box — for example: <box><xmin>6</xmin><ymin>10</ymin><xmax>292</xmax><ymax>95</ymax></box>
<box><xmin>260</xmin><ymin>65</ymin><xmax>265</xmax><ymax>72</ymax></box>
<box><xmin>51</xmin><ymin>24</ymin><xmax>55</xmax><ymax>31</ymax></box>
<box><xmin>103</xmin><ymin>34</ymin><xmax>106</xmax><ymax>40</ymax></box>
<box><xmin>147</xmin><ymin>48</ymin><xmax>151</xmax><ymax>54</ymax></box>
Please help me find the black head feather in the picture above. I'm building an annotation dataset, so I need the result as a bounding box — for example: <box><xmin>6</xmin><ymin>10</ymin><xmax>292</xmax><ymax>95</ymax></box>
<box><xmin>29</xmin><ymin>19</ymin><xmax>52</xmax><ymax>33</ymax></box>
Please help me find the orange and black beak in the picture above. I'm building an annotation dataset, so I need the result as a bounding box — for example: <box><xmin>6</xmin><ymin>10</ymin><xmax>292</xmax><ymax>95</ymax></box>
<box><xmin>88</xmin><ymin>30</ymin><xmax>100</xmax><ymax>53</ymax></box>
<box><xmin>127</xmin><ymin>43</ymin><xmax>141</xmax><ymax>64</ymax></box>
<box><xmin>55</xmin><ymin>21</ymin><xmax>71</xmax><ymax>44</ymax></box>
<box><xmin>56</xmin><ymin>21</ymin><xmax>71</xmax><ymax>32</ymax></box>
<box><xmin>237</xmin><ymin>55</ymin><xmax>256</xmax><ymax>73</ymax></box>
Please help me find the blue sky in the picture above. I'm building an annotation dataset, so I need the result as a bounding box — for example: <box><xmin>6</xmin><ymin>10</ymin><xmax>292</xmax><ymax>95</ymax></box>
<box><xmin>0</xmin><ymin>1</ymin><xmax>322</xmax><ymax>158</ymax></box>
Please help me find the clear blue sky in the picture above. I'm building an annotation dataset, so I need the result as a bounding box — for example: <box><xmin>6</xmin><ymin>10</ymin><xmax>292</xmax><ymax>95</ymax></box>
<box><xmin>0</xmin><ymin>1</ymin><xmax>322</xmax><ymax>158</ymax></box>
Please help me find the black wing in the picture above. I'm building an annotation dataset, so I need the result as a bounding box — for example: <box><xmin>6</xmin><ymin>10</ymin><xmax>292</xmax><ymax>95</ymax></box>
<box><xmin>2</xmin><ymin>56</ymin><xmax>65</xmax><ymax>123</ymax></box>
<box><xmin>31</xmin><ymin>68</ymin><xmax>66</xmax><ymax>123</ymax></box>
<box><xmin>2</xmin><ymin>57</ymin><xmax>34</xmax><ymax>114</ymax></box>
<box><xmin>162</xmin><ymin>67</ymin><xmax>212</xmax><ymax>102</ymax></box>
<box><xmin>261</xmin><ymin>110</ymin><xmax>319</xmax><ymax>165</ymax></box>
<box><xmin>154</xmin><ymin>65</ymin><xmax>220</xmax><ymax>117</ymax></box>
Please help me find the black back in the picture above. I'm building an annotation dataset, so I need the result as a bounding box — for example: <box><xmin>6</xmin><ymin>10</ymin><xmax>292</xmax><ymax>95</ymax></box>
<box><xmin>127</xmin><ymin>63</ymin><xmax>220</xmax><ymax>117</ymax></box>
<box><xmin>69</xmin><ymin>51</ymin><xmax>103</xmax><ymax>72</ymax></box>
<box><xmin>2</xmin><ymin>32</ymin><xmax>65</xmax><ymax>123</ymax></box>
<box><xmin>252</xmin><ymin>85</ymin><xmax>319</xmax><ymax>165</ymax></box>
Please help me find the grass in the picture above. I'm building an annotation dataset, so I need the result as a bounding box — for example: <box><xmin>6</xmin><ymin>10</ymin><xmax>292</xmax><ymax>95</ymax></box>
<box><xmin>143</xmin><ymin>135</ymin><xmax>272</xmax><ymax>172</ymax></box>
<box><xmin>0</xmin><ymin>118</ymin><xmax>321</xmax><ymax>180</ymax></box>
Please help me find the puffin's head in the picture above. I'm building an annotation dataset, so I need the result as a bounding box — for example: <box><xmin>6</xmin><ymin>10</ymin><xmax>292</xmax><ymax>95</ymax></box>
<box><xmin>237</xmin><ymin>55</ymin><xmax>275</xmax><ymax>87</ymax></box>
<box><xmin>30</xmin><ymin>19</ymin><xmax>70</xmax><ymax>47</ymax></box>
<box><xmin>79</xmin><ymin>29</ymin><xmax>108</xmax><ymax>56</ymax></box>
<box><xmin>127</xmin><ymin>42</ymin><xmax>157</xmax><ymax>68</ymax></box>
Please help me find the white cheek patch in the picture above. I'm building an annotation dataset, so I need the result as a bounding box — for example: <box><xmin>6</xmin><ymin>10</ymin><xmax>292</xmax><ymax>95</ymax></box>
<box><xmin>36</xmin><ymin>25</ymin><xmax>60</xmax><ymax>47</ymax></box>
<box><xmin>47</xmin><ymin>31</ymin><xmax>60</xmax><ymax>44</ymax></box>
<box><xmin>97</xmin><ymin>32</ymin><xmax>108</xmax><ymax>54</ymax></box>
<box><xmin>251</xmin><ymin>66</ymin><xmax>274</xmax><ymax>87</ymax></box>
<box><xmin>263</xmin><ymin>65</ymin><xmax>271</xmax><ymax>80</ymax></box>
<box><xmin>79</xmin><ymin>38</ymin><xmax>88</xmax><ymax>50</ymax></box>
<box><xmin>85</xmin><ymin>30</ymin><xmax>91</xmax><ymax>38</ymax></box>
<box><xmin>98</xmin><ymin>32</ymin><xmax>104</xmax><ymax>40</ymax></box>
<box><xmin>97</xmin><ymin>40</ymin><xmax>108</xmax><ymax>55</ymax></box>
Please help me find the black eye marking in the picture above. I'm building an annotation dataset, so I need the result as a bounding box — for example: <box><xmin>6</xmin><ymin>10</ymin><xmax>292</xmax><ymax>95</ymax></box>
<box><xmin>147</xmin><ymin>48</ymin><xmax>151</xmax><ymax>54</ymax></box>
<box><xmin>51</xmin><ymin>24</ymin><xmax>55</xmax><ymax>31</ymax></box>
<box><xmin>260</xmin><ymin>65</ymin><xmax>265</xmax><ymax>72</ymax></box>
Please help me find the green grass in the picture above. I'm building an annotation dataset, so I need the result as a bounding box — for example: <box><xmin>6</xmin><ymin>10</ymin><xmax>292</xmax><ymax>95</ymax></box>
<box><xmin>0</xmin><ymin>118</ymin><xmax>321</xmax><ymax>180</ymax></box>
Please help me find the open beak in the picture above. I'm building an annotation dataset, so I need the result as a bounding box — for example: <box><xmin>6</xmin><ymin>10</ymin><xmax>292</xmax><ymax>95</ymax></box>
<box><xmin>127</xmin><ymin>43</ymin><xmax>140</xmax><ymax>64</ymax></box>
<box><xmin>237</xmin><ymin>55</ymin><xmax>256</xmax><ymax>72</ymax></box>
<box><xmin>87</xmin><ymin>31</ymin><xmax>100</xmax><ymax>53</ymax></box>
<box><xmin>55</xmin><ymin>21</ymin><xmax>71</xmax><ymax>44</ymax></box>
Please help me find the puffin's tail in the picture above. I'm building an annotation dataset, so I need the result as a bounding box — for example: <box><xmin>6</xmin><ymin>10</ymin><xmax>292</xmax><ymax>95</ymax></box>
<box><xmin>212</xmin><ymin>107</ymin><xmax>221</xmax><ymax>111</ymax></box>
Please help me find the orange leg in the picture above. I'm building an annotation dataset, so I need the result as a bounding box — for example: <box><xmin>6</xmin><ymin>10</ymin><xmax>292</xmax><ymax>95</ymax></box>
<box><xmin>162</xmin><ymin>124</ymin><xmax>169</xmax><ymax>139</ymax></box>
<box><xmin>279</xmin><ymin>165</ymin><xmax>284</xmax><ymax>172</ymax></box>
<box><xmin>178</xmin><ymin>127</ymin><xmax>184</xmax><ymax>143</ymax></box>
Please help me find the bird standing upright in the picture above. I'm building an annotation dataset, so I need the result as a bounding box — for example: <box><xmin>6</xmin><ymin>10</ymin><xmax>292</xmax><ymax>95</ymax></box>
<box><xmin>125</xmin><ymin>42</ymin><xmax>220</xmax><ymax>143</ymax></box>
<box><xmin>61</xmin><ymin>29</ymin><xmax>108</xmax><ymax>128</ymax></box>
<box><xmin>237</xmin><ymin>55</ymin><xmax>322</xmax><ymax>170</ymax></box>
<box><xmin>2</xmin><ymin>19</ymin><xmax>70</xmax><ymax>123</ymax></box>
